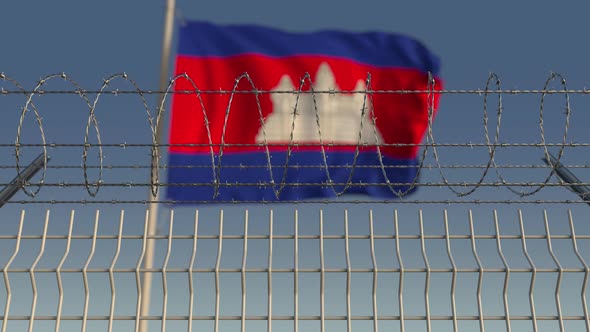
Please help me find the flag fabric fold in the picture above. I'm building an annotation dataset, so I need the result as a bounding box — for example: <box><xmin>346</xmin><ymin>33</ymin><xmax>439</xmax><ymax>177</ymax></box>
<box><xmin>166</xmin><ymin>21</ymin><xmax>442</xmax><ymax>202</ymax></box>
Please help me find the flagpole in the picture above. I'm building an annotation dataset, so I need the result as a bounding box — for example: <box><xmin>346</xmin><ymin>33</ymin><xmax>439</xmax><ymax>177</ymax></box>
<box><xmin>141</xmin><ymin>0</ymin><xmax>176</xmax><ymax>330</ymax></box>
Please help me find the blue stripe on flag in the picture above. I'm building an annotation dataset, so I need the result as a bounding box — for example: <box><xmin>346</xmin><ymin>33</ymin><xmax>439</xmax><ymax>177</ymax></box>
<box><xmin>166</xmin><ymin>151</ymin><xmax>419</xmax><ymax>202</ymax></box>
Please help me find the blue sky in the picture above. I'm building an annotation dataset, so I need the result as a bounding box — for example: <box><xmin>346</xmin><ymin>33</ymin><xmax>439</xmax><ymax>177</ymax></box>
<box><xmin>2</xmin><ymin>1</ymin><xmax>590</xmax><ymax>331</ymax></box>
<box><xmin>1</xmin><ymin>0</ymin><xmax>588</xmax><ymax>211</ymax></box>
<box><xmin>4</xmin><ymin>0</ymin><xmax>590</xmax><ymax>85</ymax></box>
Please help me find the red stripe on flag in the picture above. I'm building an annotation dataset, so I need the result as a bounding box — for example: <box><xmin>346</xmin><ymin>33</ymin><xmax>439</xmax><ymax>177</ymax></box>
<box><xmin>169</xmin><ymin>54</ymin><xmax>441</xmax><ymax>159</ymax></box>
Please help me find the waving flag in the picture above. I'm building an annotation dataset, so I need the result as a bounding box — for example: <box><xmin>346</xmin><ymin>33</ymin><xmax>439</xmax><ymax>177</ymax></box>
<box><xmin>167</xmin><ymin>21</ymin><xmax>442</xmax><ymax>202</ymax></box>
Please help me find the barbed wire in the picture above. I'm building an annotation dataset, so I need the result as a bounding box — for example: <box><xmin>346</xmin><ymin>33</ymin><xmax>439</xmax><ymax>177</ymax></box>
<box><xmin>1</xmin><ymin>71</ymin><xmax>587</xmax><ymax>203</ymax></box>
<box><xmin>0</xmin><ymin>163</ymin><xmax>588</xmax><ymax>169</ymax></box>
<box><xmin>3</xmin><ymin>200</ymin><xmax>590</xmax><ymax>205</ymax></box>
<box><xmin>3</xmin><ymin>89</ymin><xmax>590</xmax><ymax>95</ymax></box>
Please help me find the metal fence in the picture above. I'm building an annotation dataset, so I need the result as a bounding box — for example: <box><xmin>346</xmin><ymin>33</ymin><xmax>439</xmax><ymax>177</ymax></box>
<box><xmin>1</xmin><ymin>73</ymin><xmax>590</xmax><ymax>331</ymax></box>
<box><xmin>2</xmin><ymin>208</ymin><xmax>590</xmax><ymax>332</ymax></box>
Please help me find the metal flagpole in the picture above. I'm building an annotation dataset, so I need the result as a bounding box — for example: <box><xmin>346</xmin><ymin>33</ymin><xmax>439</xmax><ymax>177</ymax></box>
<box><xmin>140</xmin><ymin>0</ymin><xmax>176</xmax><ymax>330</ymax></box>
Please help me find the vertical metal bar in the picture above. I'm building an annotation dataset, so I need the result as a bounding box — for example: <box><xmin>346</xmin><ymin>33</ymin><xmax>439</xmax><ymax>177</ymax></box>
<box><xmin>188</xmin><ymin>210</ymin><xmax>198</xmax><ymax>332</ymax></box>
<box><xmin>135</xmin><ymin>211</ymin><xmax>150</xmax><ymax>332</ymax></box>
<box><xmin>344</xmin><ymin>210</ymin><xmax>352</xmax><ymax>332</ymax></box>
<box><xmin>82</xmin><ymin>211</ymin><xmax>99</xmax><ymax>332</ymax></box>
<box><xmin>519</xmin><ymin>210</ymin><xmax>538</xmax><ymax>332</ymax></box>
<box><xmin>108</xmin><ymin>211</ymin><xmax>125</xmax><ymax>332</ymax></box>
<box><xmin>241</xmin><ymin>210</ymin><xmax>248</xmax><ymax>332</ymax></box>
<box><xmin>161</xmin><ymin>211</ymin><xmax>174</xmax><ymax>332</ymax></box>
<box><xmin>469</xmin><ymin>210</ymin><xmax>484</xmax><ymax>332</ymax></box>
<box><xmin>319</xmin><ymin>209</ymin><xmax>325</xmax><ymax>332</ymax></box>
<box><xmin>543</xmin><ymin>210</ymin><xmax>564</xmax><ymax>332</ymax></box>
<box><xmin>294</xmin><ymin>210</ymin><xmax>299</xmax><ymax>332</ymax></box>
<box><xmin>569</xmin><ymin>210</ymin><xmax>590</xmax><ymax>331</ymax></box>
<box><xmin>443</xmin><ymin>210</ymin><xmax>458</xmax><ymax>332</ymax></box>
<box><xmin>494</xmin><ymin>210</ymin><xmax>511</xmax><ymax>332</ymax></box>
<box><xmin>142</xmin><ymin>0</ymin><xmax>177</xmax><ymax>330</ymax></box>
<box><xmin>369</xmin><ymin>210</ymin><xmax>379</xmax><ymax>332</ymax></box>
<box><xmin>214</xmin><ymin>211</ymin><xmax>223</xmax><ymax>332</ymax></box>
<box><xmin>268</xmin><ymin>210</ymin><xmax>273</xmax><ymax>332</ymax></box>
<box><xmin>419</xmin><ymin>210</ymin><xmax>431</xmax><ymax>332</ymax></box>
<box><xmin>394</xmin><ymin>210</ymin><xmax>405</xmax><ymax>332</ymax></box>
<box><xmin>55</xmin><ymin>210</ymin><xmax>74</xmax><ymax>332</ymax></box>
<box><xmin>28</xmin><ymin>210</ymin><xmax>49</xmax><ymax>332</ymax></box>
<box><xmin>1</xmin><ymin>210</ymin><xmax>24</xmax><ymax>332</ymax></box>
<box><xmin>143</xmin><ymin>199</ymin><xmax>159</xmax><ymax>330</ymax></box>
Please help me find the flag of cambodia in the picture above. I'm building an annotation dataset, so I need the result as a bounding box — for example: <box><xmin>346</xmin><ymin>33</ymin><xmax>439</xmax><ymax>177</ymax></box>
<box><xmin>167</xmin><ymin>21</ymin><xmax>442</xmax><ymax>202</ymax></box>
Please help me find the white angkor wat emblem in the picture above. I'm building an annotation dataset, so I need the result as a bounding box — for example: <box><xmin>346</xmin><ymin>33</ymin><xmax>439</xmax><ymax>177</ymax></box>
<box><xmin>255</xmin><ymin>62</ymin><xmax>383</xmax><ymax>144</ymax></box>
